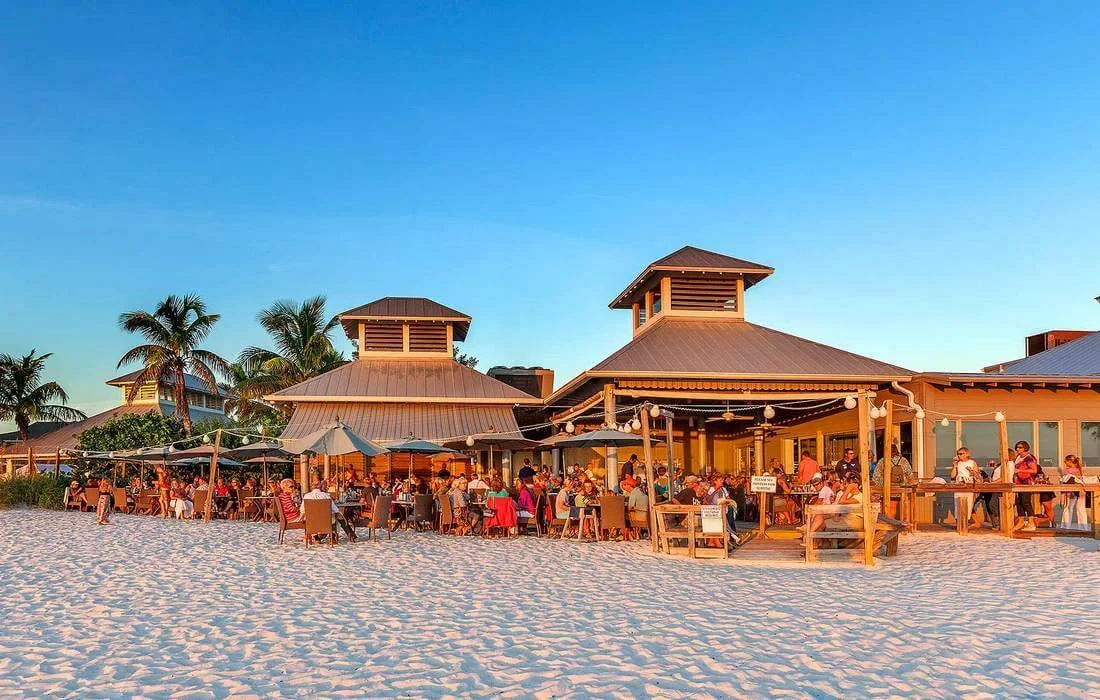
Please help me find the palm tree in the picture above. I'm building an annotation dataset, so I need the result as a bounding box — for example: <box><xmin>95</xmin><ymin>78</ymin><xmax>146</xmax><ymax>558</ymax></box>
<box><xmin>220</xmin><ymin>362</ymin><xmax>280</xmax><ymax>426</ymax></box>
<box><xmin>0</xmin><ymin>350</ymin><xmax>86</xmax><ymax>442</ymax></box>
<box><xmin>117</xmin><ymin>294</ymin><xmax>231</xmax><ymax>436</ymax></box>
<box><xmin>236</xmin><ymin>296</ymin><xmax>346</xmax><ymax>411</ymax></box>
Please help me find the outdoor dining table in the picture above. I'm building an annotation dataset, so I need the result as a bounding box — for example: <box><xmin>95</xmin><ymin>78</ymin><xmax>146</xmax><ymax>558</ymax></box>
<box><xmin>391</xmin><ymin>499</ymin><xmax>415</xmax><ymax>531</ymax></box>
<box><xmin>244</xmin><ymin>495</ymin><xmax>275</xmax><ymax>522</ymax></box>
<box><xmin>561</xmin><ymin>501</ymin><xmax>600</xmax><ymax>541</ymax></box>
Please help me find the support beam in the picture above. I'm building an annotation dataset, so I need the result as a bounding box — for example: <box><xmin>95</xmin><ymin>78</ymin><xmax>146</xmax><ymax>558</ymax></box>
<box><xmin>300</xmin><ymin>454</ymin><xmax>310</xmax><ymax>492</ymax></box>
<box><xmin>203</xmin><ymin>430</ymin><xmax>222</xmax><ymax>523</ymax></box>
<box><xmin>999</xmin><ymin>419</ymin><xmax>1013</xmax><ymax>536</ymax></box>
<box><xmin>641</xmin><ymin>407</ymin><xmax>658</xmax><ymax>552</ymax></box>
<box><xmin>882</xmin><ymin>400</ymin><xmax>894</xmax><ymax>518</ymax></box>
<box><xmin>697</xmin><ymin>424</ymin><xmax>708</xmax><ymax>473</ymax></box>
<box><xmin>603</xmin><ymin>384</ymin><xmax>618</xmax><ymax>490</ymax></box>
<box><xmin>614</xmin><ymin>389</ymin><xmax>857</xmax><ymax>402</ymax></box>
<box><xmin>858</xmin><ymin>391</ymin><xmax>874</xmax><ymax>566</ymax></box>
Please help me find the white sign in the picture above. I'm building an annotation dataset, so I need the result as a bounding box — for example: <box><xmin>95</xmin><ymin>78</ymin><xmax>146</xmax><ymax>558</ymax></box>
<box><xmin>700</xmin><ymin>505</ymin><xmax>724</xmax><ymax>534</ymax></box>
<box><xmin>750</xmin><ymin>475</ymin><xmax>777</xmax><ymax>493</ymax></box>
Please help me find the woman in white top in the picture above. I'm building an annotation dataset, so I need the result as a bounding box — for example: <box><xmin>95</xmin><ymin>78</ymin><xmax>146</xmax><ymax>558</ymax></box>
<box><xmin>951</xmin><ymin>447</ymin><xmax>980</xmax><ymax>529</ymax></box>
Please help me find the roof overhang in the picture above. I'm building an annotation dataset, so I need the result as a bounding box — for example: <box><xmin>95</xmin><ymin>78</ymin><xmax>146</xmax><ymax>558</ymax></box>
<box><xmin>916</xmin><ymin>373</ymin><xmax>1099</xmax><ymax>390</ymax></box>
<box><xmin>265</xmin><ymin>394</ymin><xmax>542</xmax><ymax>405</ymax></box>
<box><xmin>338</xmin><ymin>314</ymin><xmax>471</xmax><ymax>342</ymax></box>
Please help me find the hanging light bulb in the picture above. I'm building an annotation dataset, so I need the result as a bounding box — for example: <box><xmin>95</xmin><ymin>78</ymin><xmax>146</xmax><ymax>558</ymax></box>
<box><xmin>994</xmin><ymin>411</ymin><xmax>1005</xmax><ymax>423</ymax></box>
<box><xmin>915</xmin><ymin>408</ymin><xmax>926</xmax><ymax>420</ymax></box>
<box><xmin>870</xmin><ymin>406</ymin><xmax>881</xmax><ymax>420</ymax></box>
<box><xmin>763</xmin><ymin>405</ymin><xmax>776</xmax><ymax>420</ymax></box>
<box><xmin>649</xmin><ymin>404</ymin><xmax>660</xmax><ymax>418</ymax></box>
<box><xmin>622</xmin><ymin>423</ymin><xmax>633</xmax><ymax>433</ymax></box>
<box><xmin>466</xmin><ymin>435</ymin><xmax>475</xmax><ymax>447</ymax></box>
<box><xmin>631</xmin><ymin>417</ymin><xmax>641</xmax><ymax>431</ymax></box>
<box><xmin>565</xmin><ymin>421</ymin><xmax>575</xmax><ymax>434</ymax></box>
<box><xmin>940</xmin><ymin>417</ymin><xmax>950</xmax><ymax>427</ymax></box>
<box><xmin>168</xmin><ymin>444</ymin><xmax>177</xmax><ymax>453</ymax></box>
<box><xmin>241</xmin><ymin>435</ymin><xmax>251</xmax><ymax>446</ymax></box>
<box><xmin>844</xmin><ymin>396</ymin><xmax>857</xmax><ymax>410</ymax></box>
<box><xmin>202</xmin><ymin>434</ymin><xmax>210</xmax><ymax>444</ymax></box>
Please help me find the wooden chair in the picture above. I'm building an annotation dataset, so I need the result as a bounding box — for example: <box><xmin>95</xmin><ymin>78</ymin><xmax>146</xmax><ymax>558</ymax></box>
<box><xmin>518</xmin><ymin>492</ymin><xmax>547</xmax><ymax>536</ymax></box>
<box><xmin>438</xmin><ymin>494</ymin><xmax>454</xmax><ymax>534</ymax></box>
<box><xmin>82</xmin><ymin>488</ymin><xmax>100</xmax><ymax>512</ymax></box>
<box><xmin>598</xmin><ymin>495</ymin><xmax>627</xmax><ymax>541</ymax></box>
<box><xmin>238</xmin><ymin>489</ymin><xmax>255</xmax><ymax>520</ymax></box>
<box><xmin>113</xmin><ymin>488</ymin><xmax>130</xmax><ymax>514</ymax></box>
<box><xmin>303</xmin><ymin>498</ymin><xmax>337</xmax><ymax>547</ymax></box>
<box><xmin>66</xmin><ymin>489</ymin><xmax>84</xmax><ymax>511</ymax></box>
<box><xmin>275</xmin><ymin>495</ymin><xmax>306</xmax><ymax>544</ymax></box>
<box><xmin>803</xmin><ymin>503</ymin><xmax>899</xmax><ymax>562</ymax></box>
<box><xmin>628</xmin><ymin>509</ymin><xmax>651</xmax><ymax>539</ymax></box>
<box><xmin>134</xmin><ymin>492</ymin><xmax>155</xmax><ymax>515</ymax></box>
<box><xmin>367</xmin><ymin>495</ymin><xmax>393</xmax><ymax>541</ymax></box>
<box><xmin>192</xmin><ymin>490</ymin><xmax>208</xmax><ymax>519</ymax></box>
<box><xmin>412</xmin><ymin>494</ymin><xmax>435</xmax><ymax>532</ymax></box>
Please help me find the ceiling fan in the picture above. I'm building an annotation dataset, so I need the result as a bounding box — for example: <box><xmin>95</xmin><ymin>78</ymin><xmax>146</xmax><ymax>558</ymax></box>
<box><xmin>704</xmin><ymin>403</ymin><xmax>755</xmax><ymax>424</ymax></box>
<box><xmin>750</xmin><ymin>422</ymin><xmax>784</xmax><ymax>439</ymax></box>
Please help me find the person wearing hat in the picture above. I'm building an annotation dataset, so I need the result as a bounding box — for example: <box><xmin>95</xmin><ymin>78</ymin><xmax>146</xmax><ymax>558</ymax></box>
<box><xmin>673</xmin><ymin>475</ymin><xmax>706</xmax><ymax>505</ymax></box>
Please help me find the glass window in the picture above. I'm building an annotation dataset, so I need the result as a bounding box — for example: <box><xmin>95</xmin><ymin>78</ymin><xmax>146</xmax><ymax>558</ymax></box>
<box><xmin>1007</xmin><ymin>421</ymin><xmax>1035</xmax><ymax>457</ymax></box>
<box><xmin>959</xmin><ymin>421</ymin><xmax>1000</xmax><ymax>471</ymax></box>
<box><xmin>933</xmin><ymin>420</ymin><xmax>957</xmax><ymax>478</ymax></box>
<box><xmin>652</xmin><ymin>289</ymin><xmax>662</xmax><ymax>314</ymax></box>
<box><xmin>1037</xmin><ymin>422</ymin><xmax>1060</xmax><ymax>468</ymax></box>
<box><xmin>1082</xmin><ymin>422</ymin><xmax>1100</xmax><ymax>467</ymax></box>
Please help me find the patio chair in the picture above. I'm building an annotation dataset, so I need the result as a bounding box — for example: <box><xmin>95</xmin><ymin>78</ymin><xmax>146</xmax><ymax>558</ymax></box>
<box><xmin>134</xmin><ymin>492</ymin><xmax>155</xmax><ymax>515</ymax></box>
<box><xmin>413</xmin><ymin>494</ymin><xmax>435</xmax><ymax>532</ymax></box>
<box><xmin>192</xmin><ymin>490</ymin><xmax>208</xmax><ymax>519</ymax></box>
<box><xmin>275</xmin><ymin>496</ymin><xmax>306</xmax><ymax>544</ymax></box>
<box><xmin>82</xmin><ymin>488</ymin><xmax>100</xmax><ymax>512</ymax></box>
<box><xmin>598</xmin><ymin>495</ymin><xmax>627</xmax><ymax>541</ymax></box>
<box><xmin>438</xmin><ymin>493</ymin><xmax>454</xmax><ymax>534</ymax></box>
<box><xmin>367</xmin><ymin>495</ymin><xmax>393</xmax><ymax>541</ymax></box>
<box><xmin>518</xmin><ymin>492</ymin><xmax>547</xmax><ymax>536</ymax></box>
<box><xmin>483</xmin><ymin>496</ymin><xmax>518</xmax><ymax>538</ymax></box>
<box><xmin>303</xmin><ymin>498</ymin><xmax>337</xmax><ymax>547</ymax></box>
<box><xmin>628</xmin><ymin>509</ymin><xmax>651</xmax><ymax>539</ymax></box>
<box><xmin>238</xmin><ymin>488</ymin><xmax>255</xmax><ymax>520</ymax></box>
<box><xmin>113</xmin><ymin>488</ymin><xmax>130</xmax><ymax>514</ymax></box>
<box><xmin>65</xmin><ymin>488</ymin><xmax>83</xmax><ymax>511</ymax></box>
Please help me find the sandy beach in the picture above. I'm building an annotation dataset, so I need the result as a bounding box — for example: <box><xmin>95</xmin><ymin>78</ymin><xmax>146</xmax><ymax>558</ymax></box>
<box><xmin>1</xmin><ymin>510</ymin><xmax>1097</xmax><ymax>698</ymax></box>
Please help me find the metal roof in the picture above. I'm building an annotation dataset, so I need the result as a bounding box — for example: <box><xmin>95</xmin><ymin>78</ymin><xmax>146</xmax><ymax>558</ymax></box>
<box><xmin>981</xmin><ymin>331</ymin><xmax>1100</xmax><ymax>376</ymax></box>
<box><xmin>0</xmin><ymin>405</ymin><xmax>162</xmax><ymax>456</ymax></box>
<box><xmin>279</xmin><ymin>402</ymin><xmax>522</xmax><ymax>443</ymax></box>
<box><xmin>611</xmin><ymin>246</ymin><xmax>774</xmax><ymax>309</ymax></box>
<box><xmin>266</xmin><ymin>358</ymin><xmax>542</xmax><ymax>404</ymax></box>
<box><xmin>590</xmin><ymin>318</ymin><xmax>910</xmax><ymax>378</ymax></box>
<box><xmin>106</xmin><ymin>370</ymin><xmax>230</xmax><ymax>397</ymax></box>
<box><xmin>338</xmin><ymin>297</ymin><xmax>471</xmax><ymax>341</ymax></box>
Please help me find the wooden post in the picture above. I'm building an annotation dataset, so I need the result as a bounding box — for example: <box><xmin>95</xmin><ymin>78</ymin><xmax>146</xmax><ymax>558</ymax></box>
<box><xmin>815</xmin><ymin>431</ymin><xmax>825</xmax><ymax>466</ymax></box>
<box><xmin>697</xmin><ymin>425</ymin><xmax>707</xmax><ymax>473</ymax></box>
<box><xmin>300</xmin><ymin>453</ymin><xmax>310</xmax><ymax>492</ymax></box>
<box><xmin>602</xmin><ymin>383</ymin><xmax>617</xmax><ymax>489</ymax></box>
<box><xmin>999</xmin><ymin>419</ymin><xmax>1013</xmax><ymax>536</ymax></box>
<box><xmin>882</xmin><ymin>400</ymin><xmax>894</xmax><ymax>518</ymax></box>
<box><xmin>54</xmin><ymin>448</ymin><xmax>61</xmax><ymax>480</ymax></box>
<box><xmin>641</xmin><ymin>407</ymin><xmax>659</xmax><ymax>553</ymax></box>
<box><xmin>203</xmin><ymin>430</ymin><xmax>221</xmax><ymax>522</ymax></box>
<box><xmin>858</xmin><ymin>391</ymin><xmax>875</xmax><ymax>565</ymax></box>
<box><xmin>759</xmin><ymin>491</ymin><xmax>768</xmax><ymax>536</ymax></box>
<box><xmin>323</xmin><ymin>453</ymin><xmax>331</xmax><ymax>485</ymax></box>
<box><xmin>27</xmin><ymin>447</ymin><xmax>33</xmax><ymax>477</ymax></box>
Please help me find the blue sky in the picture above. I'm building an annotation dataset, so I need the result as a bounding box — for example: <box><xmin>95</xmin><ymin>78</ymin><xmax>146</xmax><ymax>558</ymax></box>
<box><xmin>1</xmin><ymin>1</ymin><xmax>1099</xmax><ymax>421</ymax></box>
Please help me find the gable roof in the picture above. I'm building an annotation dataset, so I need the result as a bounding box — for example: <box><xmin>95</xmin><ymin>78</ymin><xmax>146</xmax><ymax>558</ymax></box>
<box><xmin>982</xmin><ymin>330</ymin><xmax>1100</xmax><ymax>376</ymax></box>
<box><xmin>0</xmin><ymin>421</ymin><xmax>68</xmax><ymax>444</ymax></box>
<box><xmin>611</xmin><ymin>246</ymin><xmax>774</xmax><ymax>309</ymax></box>
<box><xmin>338</xmin><ymin>297</ymin><xmax>471</xmax><ymax>341</ymax></box>
<box><xmin>106</xmin><ymin>370</ymin><xmax>230</xmax><ymax>397</ymax></box>
<box><xmin>266</xmin><ymin>358</ymin><xmax>542</xmax><ymax>405</ymax></box>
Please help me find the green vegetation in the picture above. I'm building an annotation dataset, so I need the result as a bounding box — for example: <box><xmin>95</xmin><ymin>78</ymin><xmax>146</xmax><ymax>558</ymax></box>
<box><xmin>0</xmin><ymin>474</ymin><xmax>66</xmax><ymax>510</ymax></box>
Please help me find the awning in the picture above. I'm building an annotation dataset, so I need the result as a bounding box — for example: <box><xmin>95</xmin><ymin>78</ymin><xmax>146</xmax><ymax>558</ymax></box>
<box><xmin>279</xmin><ymin>402</ymin><xmax>522</xmax><ymax>444</ymax></box>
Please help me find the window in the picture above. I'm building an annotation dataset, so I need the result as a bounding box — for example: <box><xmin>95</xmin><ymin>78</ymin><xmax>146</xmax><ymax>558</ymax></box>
<box><xmin>1082</xmin><ymin>422</ymin><xmax>1100</xmax><ymax>467</ymax></box>
<box><xmin>1037</xmin><ymin>422</ymin><xmax>1060</xmax><ymax>468</ymax></box>
<box><xmin>933</xmin><ymin>420</ymin><xmax>958</xmax><ymax>478</ymax></box>
<box><xmin>652</xmin><ymin>289</ymin><xmax>662</xmax><ymax>315</ymax></box>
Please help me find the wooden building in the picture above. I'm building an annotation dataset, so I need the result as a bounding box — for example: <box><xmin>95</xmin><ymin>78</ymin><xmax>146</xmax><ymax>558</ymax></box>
<box><xmin>0</xmin><ymin>371</ymin><xmax>229</xmax><ymax>476</ymax></box>
<box><xmin>269</xmin><ymin>297</ymin><xmax>541</xmax><ymax>479</ymax></box>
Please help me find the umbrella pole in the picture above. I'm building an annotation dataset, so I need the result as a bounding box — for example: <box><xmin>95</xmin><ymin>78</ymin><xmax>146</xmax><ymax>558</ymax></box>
<box><xmin>204</xmin><ymin>430</ymin><xmax>222</xmax><ymax>523</ymax></box>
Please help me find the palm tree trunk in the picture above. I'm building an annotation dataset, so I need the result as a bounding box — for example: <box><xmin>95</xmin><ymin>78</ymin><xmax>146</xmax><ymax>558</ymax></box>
<box><xmin>175</xmin><ymin>369</ymin><xmax>193</xmax><ymax>436</ymax></box>
<box><xmin>16</xmin><ymin>415</ymin><xmax>30</xmax><ymax>443</ymax></box>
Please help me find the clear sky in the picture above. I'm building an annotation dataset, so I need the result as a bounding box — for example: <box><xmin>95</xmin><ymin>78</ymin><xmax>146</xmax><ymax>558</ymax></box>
<box><xmin>1</xmin><ymin>1</ymin><xmax>1099</xmax><ymax>423</ymax></box>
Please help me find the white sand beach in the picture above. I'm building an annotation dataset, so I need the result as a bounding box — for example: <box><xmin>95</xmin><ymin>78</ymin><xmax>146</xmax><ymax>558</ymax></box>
<box><xmin>1</xmin><ymin>510</ymin><xmax>1097</xmax><ymax>698</ymax></box>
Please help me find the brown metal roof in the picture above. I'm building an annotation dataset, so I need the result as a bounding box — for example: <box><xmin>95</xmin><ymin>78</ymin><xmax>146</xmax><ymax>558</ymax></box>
<box><xmin>279</xmin><ymin>402</ymin><xmax>522</xmax><ymax>443</ymax></box>
<box><xmin>106</xmin><ymin>370</ymin><xmax>230</xmax><ymax>396</ymax></box>
<box><xmin>0</xmin><ymin>404</ymin><xmax>162</xmax><ymax>456</ymax></box>
<box><xmin>338</xmin><ymin>297</ymin><xmax>471</xmax><ymax>341</ymax></box>
<box><xmin>266</xmin><ymin>358</ymin><xmax>542</xmax><ymax>404</ymax></box>
<box><xmin>611</xmin><ymin>246</ymin><xmax>775</xmax><ymax>309</ymax></box>
<box><xmin>564</xmin><ymin>317</ymin><xmax>910</xmax><ymax>388</ymax></box>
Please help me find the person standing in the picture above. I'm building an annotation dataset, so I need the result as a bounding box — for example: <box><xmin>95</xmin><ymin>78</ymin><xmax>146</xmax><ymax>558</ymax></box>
<box><xmin>1012</xmin><ymin>440</ymin><xmax>1039</xmax><ymax>532</ymax></box>
<box><xmin>1059</xmin><ymin>454</ymin><xmax>1089</xmax><ymax>531</ymax></box>
<box><xmin>951</xmin><ymin>447</ymin><xmax>980</xmax><ymax>529</ymax></box>
<box><xmin>836</xmin><ymin>448</ymin><xmax>860</xmax><ymax>479</ymax></box>
<box><xmin>95</xmin><ymin>478</ymin><xmax>113</xmax><ymax>525</ymax></box>
<box><xmin>796</xmin><ymin>451</ymin><xmax>820</xmax><ymax>485</ymax></box>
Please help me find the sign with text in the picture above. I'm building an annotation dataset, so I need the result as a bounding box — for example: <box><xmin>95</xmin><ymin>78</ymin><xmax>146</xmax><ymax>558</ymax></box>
<box><xmin>700</xmin><ymin>505</ymin><xmax>725</xmax><ymax>534</ymax></box>
<box><xmin>750</xmin><ymin>475</ymin><xmax>777</xmax><ymax>493</ymax></box>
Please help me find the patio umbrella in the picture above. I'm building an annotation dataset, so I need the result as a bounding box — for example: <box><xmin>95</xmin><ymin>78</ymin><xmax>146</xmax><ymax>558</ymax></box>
<box><xmin>168</xmin><ymin>456</ymin><xmax>245</xmax><ymax>469</ymax></box>
<box><xmin>387</xmin><ymin>437</ymin><xmax>457</xmax><ymax>481</ymax></box>
<box><xmin>283</xmin><ymin>421</ymin><xmax>388</xmax><ymax>457</ymax></box>
<box><xmin>445</xmin><ymin>432</ymin><xmax>540</xmax><ymax>478</ymax></box>
<box><xmin>550</xmin><ymin>428</ymin><xmax>646</xmax><ymax>448</ymax></box>
<box><xmin>227</xmin><ymin>441</ymin><xmax>292</xmax><ymax>488</ymax></box>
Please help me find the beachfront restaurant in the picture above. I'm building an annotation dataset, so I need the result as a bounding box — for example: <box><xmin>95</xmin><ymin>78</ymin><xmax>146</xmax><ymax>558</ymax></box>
<box><xmin>267</xmin><ymin>297</ymin><xmax>543</xmax><ymax>484</ymax></box>
<box><xmin>539</xmin><ymin>246</ymin><xmax>1100</xmax><ymax>537</ymax></box>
